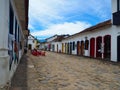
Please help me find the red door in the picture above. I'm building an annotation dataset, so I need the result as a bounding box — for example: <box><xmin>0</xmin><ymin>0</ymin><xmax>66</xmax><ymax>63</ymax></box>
<box><xmin>90</xmin><ymin>38</ymin><xmax>95</xmax><ymax>57</ymax></box>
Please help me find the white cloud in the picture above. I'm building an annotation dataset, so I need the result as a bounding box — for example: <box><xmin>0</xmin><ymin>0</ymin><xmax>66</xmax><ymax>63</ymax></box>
<box><xmin>31</xmin><ymin>21</ymin><xmax>91</xmax><ymax>38</ymax></box>
<box><xmin>29</xmin><ymin>0</ymin><xmax>111</xmax><ymax>39</ymax></box>
<box><xmin>29</xmin><ymin>0</ymin><xmax>111</xmax><ymax>27</ymax></box>
<box><xmin>28</xmin><ymin>24</ymin><xmax>35</xmax><ymax>30</ymax></box>
<box><xmin>29</xmin><ymin>0</ymin><xmax>64</xmax><ymax>27</ymax></box>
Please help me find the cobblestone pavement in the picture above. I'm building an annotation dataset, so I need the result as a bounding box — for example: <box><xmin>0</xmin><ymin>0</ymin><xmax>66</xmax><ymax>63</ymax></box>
<box><xmin>10</xmin><ymin>51</ymin><xmax>120</xmax><ymax>90</ymax></box>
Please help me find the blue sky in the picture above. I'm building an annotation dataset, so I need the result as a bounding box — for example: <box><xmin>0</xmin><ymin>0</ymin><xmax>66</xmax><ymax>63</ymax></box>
<box><xmin>28</xmin><ymin>0</ymin><xmax>111</xmax><ymax>40</ymax></box>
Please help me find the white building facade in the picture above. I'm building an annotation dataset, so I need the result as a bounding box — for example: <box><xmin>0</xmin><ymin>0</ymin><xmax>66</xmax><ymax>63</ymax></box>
<box><xmin>0</xmin><ymin>0</ymin><xmax>29</xmax><ymax>88</ymax></box>
<box><xmin>45</xmin><ymin>35</ymin><xmax>69</xmax><ymax>52</ymax></box>
<box><xmin>45</xmin><ymin>35</ymin><xmax>58</xmax><ymax>51</ymax></box>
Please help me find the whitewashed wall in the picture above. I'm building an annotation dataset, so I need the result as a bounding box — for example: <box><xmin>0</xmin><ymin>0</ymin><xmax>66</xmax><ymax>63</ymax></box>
<box><xmin>0</xmin><ymin>0</ymin><xmax>10</xmax><ymax>87</ymax></box>
<box><xmin>28</xmin><ymin>39</ymin><xmax>35</xmax><ymax>50</ymax></box>
<box><xmin>51</xmin><ymin>42</ymin><xmax>62</xmax><ymax>52</ymax></box>
<box><xmin>0</xmin><ymin>0</ymin><xmax>27</xmax><ymax>87</ymax></box>
<box><xmin>111</xmin><ymin>0</ymin><xmax>120</xmax><ymax>62</ymax></box>
<box><xmin>112</xmin><ymin>0</ymin><xmax>117</xmax><ymax>13</ymax></box>
<box><xmin>61</xmin><ymin>25</ymin><xmax>120</xmax><ymax>62</ymax></box>
<box><xmin>9</xmin><ymin>0</ymin><xmax>25</xmax><ymax>86</ymax></box>
<box><xmin>111</xmin><ymin>25</ymin><xmax>120</xmax><ymax>62</ymax></box>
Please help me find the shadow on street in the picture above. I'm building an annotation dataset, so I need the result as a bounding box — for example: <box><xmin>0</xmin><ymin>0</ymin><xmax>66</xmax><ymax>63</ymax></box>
<box><xmin>9</xmin><ymin>54</ymin><xmax>28</xmax><ymax>90</ymax></box>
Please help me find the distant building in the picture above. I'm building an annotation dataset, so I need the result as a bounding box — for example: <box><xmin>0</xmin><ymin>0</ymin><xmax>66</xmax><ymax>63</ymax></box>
<box><xmin>28</xmin><ymin>34</ymin><xmax>36</xmax><ymax>50</ymax></box>
<box><xmin>38</xmin><ymin>39</ymin><xmax>46</xmax><ymax>50</ymax></box>
<box><xmin>45</xmin><ymin>34</ymin><xmax>70</xmax><ymax>52</ymax></box>
<box><xmin>28</xmin><ymin>34</ymin><xmax>40</xmax><ymax>50</ymax></box>
<box><xmin>0</xmin><ymin>0</ymin><xmax>29</xmax><ymax>88</ymax></box>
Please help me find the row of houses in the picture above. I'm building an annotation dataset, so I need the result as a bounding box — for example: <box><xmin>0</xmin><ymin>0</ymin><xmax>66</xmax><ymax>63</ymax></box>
<box><xmin>45</xmin><ymin>34</ymin><xmax>70</xmax><ymax>51</ymax></box>
<box><xmin>0</xmin><ymin>0</ymin><xmax>29</xmax><ymax>88</ymax></box>
<box><xmin>41</xmin><ymin>0</ymin><xmax>120</xmax><ymax>62</ymax></box>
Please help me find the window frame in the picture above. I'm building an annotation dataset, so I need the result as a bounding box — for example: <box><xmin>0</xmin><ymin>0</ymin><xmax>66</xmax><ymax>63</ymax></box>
<box><xmin>72</xmin><ymin>41</ymin><xmax>75</xmax><ymax>50</ymax></box>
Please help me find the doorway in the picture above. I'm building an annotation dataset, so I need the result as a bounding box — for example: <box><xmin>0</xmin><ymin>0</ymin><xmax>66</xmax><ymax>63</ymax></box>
<box><xmin>96</xmin><ymin>36</ymin><xmax>102</xmax><ymax>58</ymax></box>
<box><xmin>70</xmin><ymin>42</ymin><xmax>72</xmax><ymax>54</ymax></box>
<box><xmin>77</xmin><ymin>41</ymin><xmax>81</xmax><ymax>55</ymax></box>
<box><xmin>57</xmin><ymin>44</ymin><xmax>58</xmax><ymax>53</ymax></box>
<box><xmin>104</xmin><ymin>35</ymin><xmax>111</xmax><ymax>60</ymax></box>
<box><xmin>90</xmin><ymin>38</ymin><xmax>95</xmax><ymax>58</ymax></box>
<box><xmin>68</xmin><ymin>43</ymin><xmax>70</xmax><ymax>54</ymax></box>
<box><xmin>28</xmin><ymin>44</ymin><xmax>32</xmax><ymax>50</ymax></box>
<box><xmin>81</xmin><ymin>41</ymin><xmax>84</xmax><ymax>56</ymax></box>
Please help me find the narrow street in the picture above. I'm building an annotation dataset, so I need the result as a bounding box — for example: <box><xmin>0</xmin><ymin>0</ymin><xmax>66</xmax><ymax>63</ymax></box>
<box><xmin>10</xmin><ymin>51</ymin><xmax>120</xmax><ymax>90</ymax></box>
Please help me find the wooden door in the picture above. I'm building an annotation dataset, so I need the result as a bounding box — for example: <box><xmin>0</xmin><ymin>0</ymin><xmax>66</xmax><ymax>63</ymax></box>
<box><xmin>28</xmin><ymin>44</ymin><xmax>32</xmax><ymax>50</ymax></box>
<box><xmin>62</xmin><ymin>43</ymin><xmax>64</xmax><ymax>53</ymax></box>
<box><xmin>81</xmin><ymin>41</ymin><xmax>84</xmax><ymax>56</ymax></box>
<box><xmin>104</xmin><ymin>35</ymin><xmax>111</xmax><ymax>60</ymax></box>
<box><xmin>68</xmin><ymin>43</ymin><xmax>69</xmax><ymax>54</ymax></box>
<box><xmin>96</xmin><ymin>36</ymin><xmax>102</xmax><ymax>58</ymax></box>
<box><xmin>70</xmin><ymin>42</ymin><xmax>72</xmax><ymax>54</ymax></box>
<box><xmin>57</xmin><ymin>44</ymin><xmax>58</xmax><ymax>53</ymax></box>
<box><xmin>77</xmin><ymin>41</ymin><xmax>81</xmax><ymax>55</ymax></box>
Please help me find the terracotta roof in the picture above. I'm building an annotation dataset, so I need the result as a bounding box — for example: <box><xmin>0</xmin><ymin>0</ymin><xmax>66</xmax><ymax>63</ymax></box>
<box><xmin>67</xmin><ymin>20</ymin><xmax>112</xmax><ymax>39</ymax></box>
<box><xmin>53</xmin><ymin>35</ymin><xmax>70</xmax><ymax>42</ymax></box>
<box><xmin>80</xmin><ymin>19</ymin><xmax>112</xmax><ymax>33</ymax></box>
<box><xmin>45</xmin><ymin>34</ymin><xmax>57</xmax><ymax>40</ymax></box>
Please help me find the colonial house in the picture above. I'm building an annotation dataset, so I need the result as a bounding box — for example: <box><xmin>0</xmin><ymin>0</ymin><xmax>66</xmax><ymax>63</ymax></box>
<box><xmin>28</xmin><ymin>34</ymin><xmax>36</xmax><ymax>50</ymax></box>
<box><xmin>61</xmin><ymin>20</ymin><xmax>112</xmax><ymax>60</ymax></box>
<box><xmin>45</xmin><ymin>34</ymin><xmax>69</xmax><ymax>52</ymax></box>
<box><xmin>0</xmin><ymin>0</ymin><xmax>29</xmax><ymax>88</ymax></box>
<box><xmin>45</xmin><ymin>35</ymin><xmax>58</xmax><ymax>51</ymax></box>
<box><xmin>51</xmin><ymin>35</ymin><xmax>70</xmax><ymax>52</ymax></box>
<box><xmin>48</xmin><ymin>0</ymin><xmax>120</xmax><ymax>62</ymax></box>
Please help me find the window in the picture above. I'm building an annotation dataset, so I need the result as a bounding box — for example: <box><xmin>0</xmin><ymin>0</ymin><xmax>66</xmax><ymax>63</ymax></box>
<box><xmin>85</xmin><ymin>40</ymin><xmax>89</xmax><ymax>50</ymax></box>
<box><xmin>15</xmin><ymin>18</ymin><xmax>17</xmax><ymax>40</ymax></box>
<box><xmin>18</xmin><ymin>26</ymin><xmax>20</xmax><ymax>42</ymax></box>
<box><xmin>9</xmin><ymin>4</ymin><xmax>14</xmax><ymax>34</ymax></box>
<box><xmin>73</xmin><ymin>41</ymin><xmax>75</xmax><ymax>50</ymax></box>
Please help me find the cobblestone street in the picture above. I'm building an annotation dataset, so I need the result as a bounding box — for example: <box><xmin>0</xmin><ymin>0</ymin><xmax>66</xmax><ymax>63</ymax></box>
<box><xmin>10</xmin><ymin>51</ymin><xmax>120</xmax><ymax>90</ymax></box>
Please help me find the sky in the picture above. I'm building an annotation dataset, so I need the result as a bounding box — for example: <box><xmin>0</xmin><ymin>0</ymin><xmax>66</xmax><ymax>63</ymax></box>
<box><xmin>28</xmin><ymin>0</ymin><xmax>111</xmax><ymax>40</ymax></box>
